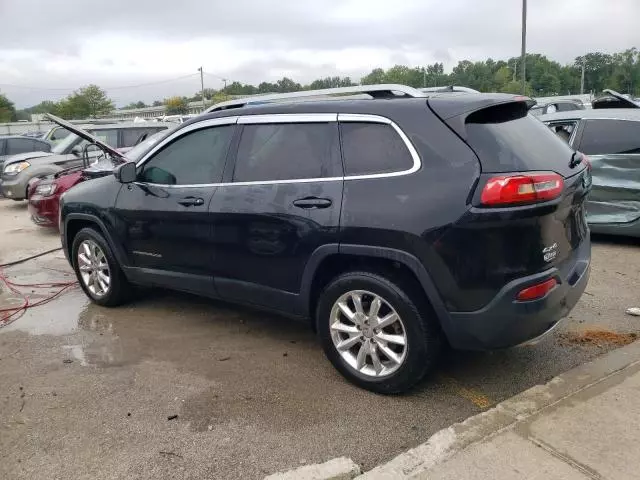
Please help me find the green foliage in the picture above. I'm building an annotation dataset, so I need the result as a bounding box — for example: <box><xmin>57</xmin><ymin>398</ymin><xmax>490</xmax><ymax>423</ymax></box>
<box><xmin>165</xmin><ymin>96</ymin><xmax>189</xmax><ymax>114</ymax></box>
<box><xmin>123</xmin><ymin>101</ymin><xmax>147</xmax><ymax>109</ymax></box>
<box><xmin>152</xmin><ymin>100</ymin><xmax>163</xmax><ymax>107</ymax></box>
<box><xmin>0</xmin><ymin>92</ymin><xmax>17</xmax><ymax>122</ymax></box>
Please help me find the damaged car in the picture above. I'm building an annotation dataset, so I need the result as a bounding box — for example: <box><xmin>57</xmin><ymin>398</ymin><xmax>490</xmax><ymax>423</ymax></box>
<box><xmin>1</xmin><ymin>121</ymin><xmax>170</xmax><ymax>201</ymax></box>
<box><xmin>540</xmin><ymin>108</ymin><xmax>640</xmax><ymax>237</ymax></box>
<box><xmin>28</xmin><ymin>117</ymin><xmax>172</xmax><ymax>228</ymax></box>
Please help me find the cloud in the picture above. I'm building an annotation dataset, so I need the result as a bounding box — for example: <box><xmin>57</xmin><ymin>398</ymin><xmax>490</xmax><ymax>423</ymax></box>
<box><xmin>0</xmin><ymin>0</ymin><xmax>637</xmax><ymax>107</ymax></box>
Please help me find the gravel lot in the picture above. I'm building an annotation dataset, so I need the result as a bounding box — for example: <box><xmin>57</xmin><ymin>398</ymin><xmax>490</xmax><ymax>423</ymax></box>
<box><xmin>1</xmin><ymin>198</ymin><xmax>639</xmax><ymax>479</ymax></box>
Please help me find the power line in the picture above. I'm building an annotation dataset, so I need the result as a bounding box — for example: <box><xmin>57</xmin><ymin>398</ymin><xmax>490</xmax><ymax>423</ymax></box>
<box><xmin>0</xmin><ymin>73</ymin><xmax>200</xmax><ymax>92</ymax></box>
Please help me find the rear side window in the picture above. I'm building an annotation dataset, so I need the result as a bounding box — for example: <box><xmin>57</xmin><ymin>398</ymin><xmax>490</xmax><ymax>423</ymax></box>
<box><xmin>49</xmin><ymin>128</ymin><xmax>70</xmax><ymax>141</ymax></box>
<box><xmin>233</xmin><ymin>123</ymin><xmax>339</xmax><ymax>182</ymax></box>
<box><xmin>91</xmin><ymin>129</ymin><xmax>118</xmax><ymax>147</ymax></box>
<box><xmin>340</xmin><ymin>122</ymin><xmax>413</xmax><ymax>176</ymax></box>
<box><xmin>579</xmin><ymin>119</ymin><xmax>640</xmax><ymax>155</ymax></box>
<box><xmin>464</xmin><ymin>102</ymin><xmax>575</xmax><ymax>175</ymax></box>
<box><xmin>6</xmin><ymin>138</ymin><xmax>34</xmax><ymax>155</ymax></box>
<box><xmin>139</xmin><ymin>125</ymin><xmax>233</xmax><ymax>185</ymax></box>
<box><xmin>121</xmin><ymin>128</ymin><xmax>164</xmax><ymax>148</ymax></box>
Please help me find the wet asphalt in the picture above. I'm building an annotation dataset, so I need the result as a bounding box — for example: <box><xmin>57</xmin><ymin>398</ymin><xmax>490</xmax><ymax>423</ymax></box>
<box><xmin>1</xmin><ymin>199</ymin><xmax>639</xmax><ymax>479</ymax></box>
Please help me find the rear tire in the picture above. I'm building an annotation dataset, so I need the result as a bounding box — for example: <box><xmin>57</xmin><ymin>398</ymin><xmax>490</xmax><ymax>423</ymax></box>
<box><xmin>71</xmin><ymin>227</ymin><xmax>131</xmax><ymax>307</ymax></box>
<box><xmin>317</xmin><ymin>271</ymin><xmax>441</xmax><ymax>394</ymax></box>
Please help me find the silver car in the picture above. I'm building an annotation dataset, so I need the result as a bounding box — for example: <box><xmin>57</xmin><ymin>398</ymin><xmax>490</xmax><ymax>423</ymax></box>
<box><xmin>540</xmin><ymin>108</ymin><xmax>640</xmax><ymax>237</ymax></box>
<box><xmin>0</xmin><ymin>135</ymin><xmax>52</xmax><ymax>179</ymax></box>
<box><xmin>1</xmin><ymin>123</ymin><xmax>170</xmax><ymax>200</ymax></box>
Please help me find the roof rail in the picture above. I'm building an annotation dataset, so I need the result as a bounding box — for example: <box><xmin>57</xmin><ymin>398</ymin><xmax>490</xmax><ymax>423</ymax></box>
<box><xmin>205</xmin><ymin>84</ymin><xmax>427</xmax><ymax>113</ymax></box>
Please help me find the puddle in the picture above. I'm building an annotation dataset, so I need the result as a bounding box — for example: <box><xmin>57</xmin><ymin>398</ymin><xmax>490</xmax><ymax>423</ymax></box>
<box><xmin>1</xmin><ymin>289</ymin><xmax>88</xmax><ymax>336</ymax></box>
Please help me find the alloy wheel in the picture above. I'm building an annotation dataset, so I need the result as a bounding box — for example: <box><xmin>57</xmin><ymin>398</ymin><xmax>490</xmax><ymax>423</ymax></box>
<box><xmin>77</xmin><ymin>240</ymin><xmax>111</xmax><ymax>298</ymax></box>
<box><xmin>329</xmin><ymin>290</ymin><xmax>408</xmax><ymax>378</ymax></box>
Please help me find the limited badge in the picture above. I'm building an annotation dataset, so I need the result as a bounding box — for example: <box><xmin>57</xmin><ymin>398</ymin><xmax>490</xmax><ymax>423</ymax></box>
<box><xmin>543</xmin><ymin>243</ymin><xmax>558</xmax><ymax>262</ymax></box>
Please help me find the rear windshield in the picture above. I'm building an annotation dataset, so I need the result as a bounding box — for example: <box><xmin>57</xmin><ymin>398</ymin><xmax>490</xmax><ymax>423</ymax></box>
<box><xmin>464</xmin><ymin>102</ymin><xmax>576</xmax><ymax>176</ymax></box>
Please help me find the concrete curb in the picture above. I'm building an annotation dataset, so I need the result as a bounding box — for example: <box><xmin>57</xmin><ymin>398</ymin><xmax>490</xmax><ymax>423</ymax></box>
<box><xmin>265</xmin><ymin>457</ymin><xmax>361</xmax><ymax>480</ymax></box>
<box><xmin>357</xmin><ymin>340</ymin><xmax>640</xmax><ymax>478</ymax></box>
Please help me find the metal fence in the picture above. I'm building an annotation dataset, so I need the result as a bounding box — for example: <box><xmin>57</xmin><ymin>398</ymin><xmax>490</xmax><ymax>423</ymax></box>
<box><xmin>0</xmin><ymin>121</ymin><xmax>52</xmax><ymax>136</ymax></box>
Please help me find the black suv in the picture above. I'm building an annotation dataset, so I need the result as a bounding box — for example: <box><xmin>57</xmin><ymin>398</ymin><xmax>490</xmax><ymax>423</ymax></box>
<box><xmin>59</xmin><ymin>85</ymin><xmax>591</xmax><ymax>393</ymax></box>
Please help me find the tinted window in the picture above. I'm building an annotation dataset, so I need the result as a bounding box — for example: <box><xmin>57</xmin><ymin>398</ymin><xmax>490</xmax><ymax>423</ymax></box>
<box><xmin>139</xmin><ymin>126</ymin><xmax>233</xmax><ymax>185</ymax></box>
<box><xmin>6</xmin><ymin>138</ymin><xmax>35</xmax><ymax>155</ymax></box>
<box><xmin>0</xmin><ymin>139</ymin><xmax>6</xmax><ymax>155</ymax></box>
<box><xmin>233</xmin><ymin>123</ymin><xmax>339</xmax><ymax>182</ymax></box>
<box><xmin>121</xmin><ymin>127</ymin><xmax>164</xmax><ymax>148</ymax></box>
<box><xmin>579</xmin><ymin>119</ymin><xmax>640</xmax><ymax>155</ymax></box>
<box><xmin>340</xmin><ymin>122</ymin><xmax>413</xmax><ymax>176</ymax></box>
<box><xmin>465</xmin><ymin>102</ymin><xmax>575</xmax><ymax>175</ymax></box>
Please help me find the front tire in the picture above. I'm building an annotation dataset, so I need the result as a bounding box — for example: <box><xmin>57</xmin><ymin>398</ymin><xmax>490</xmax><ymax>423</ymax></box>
<box><xmin>71</xmin><ymin>227</ymin><xmax>131</xmax><ymax>307</ymax></box>
<box><xmin>317</xmin><ymin>271</ymin><xmax>441</xmax><ymax>394</ymax></box>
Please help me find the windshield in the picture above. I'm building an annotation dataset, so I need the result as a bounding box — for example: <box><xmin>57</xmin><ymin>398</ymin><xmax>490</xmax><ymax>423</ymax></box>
<box><xmin>124</xmin><ymin>130</ymin><xmax>172</xmax><ymax>161</ymax></box>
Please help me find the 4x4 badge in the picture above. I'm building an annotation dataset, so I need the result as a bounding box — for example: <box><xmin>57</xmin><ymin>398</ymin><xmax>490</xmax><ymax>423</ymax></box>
<box><xmin>542</xmin><ymin>243</ymin><xmax>558</xmax><ymax>262</ymax></box>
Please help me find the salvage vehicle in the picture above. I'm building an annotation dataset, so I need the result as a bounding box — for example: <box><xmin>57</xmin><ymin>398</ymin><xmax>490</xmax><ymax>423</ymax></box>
<box><xmin>540</xmin><ymin>108</ymin><xmax>640</xmax><ymax>237</ymax></box>
<box><xmin>1</xmin><ymin>122</ymin><xmax>169</xmax><ymax>201</ymax></box>
<box><xmin>59</xmin><ymin>84</ymin><xmax>591</xmax><ymax>393</ymax></box>
<box><xmin>28</xmin><ymin>129</ymin><xmax>170</xmax><ymax>227</ymax></box>
<box><xmin>591</xmin><ymin>89</ymin><xmax>640</xmax><ymax>109</ymax></box>
<box><xmin>0</xmin><ymin>136</ymin><xmax>52</xmax><ymax>180</ymax></box>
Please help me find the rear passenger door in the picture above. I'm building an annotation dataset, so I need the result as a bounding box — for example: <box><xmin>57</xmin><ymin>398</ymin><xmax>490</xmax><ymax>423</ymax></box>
<box><xmin>209</xmin><ymin>114</ymin><xmax>343</xmax><ymax>312</ymax></box>
<box><xmin>577</xmin><ymin>119</ymin><xmax>640</xmax><ymax>225</ymax></box>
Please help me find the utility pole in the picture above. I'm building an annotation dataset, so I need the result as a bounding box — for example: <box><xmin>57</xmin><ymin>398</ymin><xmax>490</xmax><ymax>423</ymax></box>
<box><xmin>197</xmin><ymin>67</ymin><xmax>205</xmax><ymax>111</ymax></box>
<box><xmin>222</xmin><ymin>78</ymin><xmax>228</xmax><ymax>90</ymax></box>
<box><xmin>512</xmin><ymin>59</ymin><xmax>518</xmax><ymax>82</ymax></box>
<box><xmin>580</xmin><ymin>59</ymin><xmax>585</xmax><ymax>95</ymax></box>
<box><xmin>520</xmin><ymin>0</ymin><xmax>527</xmax><ymax>95</ymax></box>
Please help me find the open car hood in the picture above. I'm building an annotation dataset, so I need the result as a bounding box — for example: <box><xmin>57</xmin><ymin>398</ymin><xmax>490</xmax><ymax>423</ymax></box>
<box><xmin>44</xmin><ymin>113</ymin><xmax>125</xmax><ymax>159</ymax></box>
<box><xmin>592</xmin><ymin>89</ymin><xmax>640</xmax><ymax>109</ymax></box>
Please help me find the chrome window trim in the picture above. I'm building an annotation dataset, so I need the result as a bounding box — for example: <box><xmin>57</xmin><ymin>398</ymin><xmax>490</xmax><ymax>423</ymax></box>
<box><xmin>337</xmin><ymin>113</ymin><xmax>421</xmax><ymax>179</ymax></box>
<box><xmin>238</xmin><ymin>113</ymin><xmax>338</xmax><ymax>124</ymax></box>
<box><xmin>133</xmin><ymin>112</ymin><xmax>421</xmax><ymax>188</ymax></box>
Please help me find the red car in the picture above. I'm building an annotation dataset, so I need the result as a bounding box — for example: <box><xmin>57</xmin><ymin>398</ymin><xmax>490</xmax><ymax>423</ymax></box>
<box><xmin>28</xmin><ymin>129</ymin><xmax>168</xmax><ymax>228</ymax></box>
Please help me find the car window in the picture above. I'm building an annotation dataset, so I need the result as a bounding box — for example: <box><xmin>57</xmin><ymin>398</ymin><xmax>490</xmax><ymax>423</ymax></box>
<box><xmin>139</xmin><ymin>125</ymin><xmax>233</xmax><ymax>185</ymax></box>
<box><xmin>31</xmin><ymin>139</ymin><xmax>51</xmax><ymax>152</ymax></box>
<box><xmin>233</xmin><ymin>122</ymin><xmax>339</xmax><ymax>182</ymax></box>
<box><xmin>545</xmin><ymin>121</ymin><xmax>578</xmax><ymax>145</ymax></box>
<box><xmin>579</xmin><ymin>119</ymin><xmax>640</xmax><ymax>155</ymax></box>
<box><xmin>49</xmin><ymin>128</ymin><xmax>70</xmax><ymax>142</ymax></box>
<box><xmin>121</xmin><ymin>128</ymin><xmax>165</xmax><ymax>148</ymax></box>
<box><xmin>340</xmin><ymin>122</ymin><xmax>413</xmax><ymax>176</ymax></box>
<box><xmin>0</xmin><ymin>139</ymin><xmax>6</xmax><ymax>155</ymax></box>
<box><xmin>90</xmin><ymin>129</ymin><xmax>118</xmax><ymax>147</ymax></box>
<box><xmin>6</xmin><ymin>138</ymin><xmax>35</xmax><ymax>155</ymax></box>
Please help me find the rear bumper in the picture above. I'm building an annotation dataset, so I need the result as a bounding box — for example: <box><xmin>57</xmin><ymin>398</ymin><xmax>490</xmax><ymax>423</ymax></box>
<box><xmin>28</xmin><ymin>194</ymin><xmax>58</xmax><ymax>227</ymax></box>
<box><xmin>444</xmin><ymin>237</ymin><xmax>591</xmax><ymax>350</ymax></box>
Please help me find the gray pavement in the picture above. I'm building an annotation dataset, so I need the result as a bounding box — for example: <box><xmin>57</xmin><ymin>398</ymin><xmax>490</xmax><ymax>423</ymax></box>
<box><xmin>360</xmin><ymin>340</ymin><xmax>640</xmax><ymax>480</ymax></box>
<box><xmin>2</xmin><ymin>199</ymin><xmax>640</xmax><ymax>479</ymax></box>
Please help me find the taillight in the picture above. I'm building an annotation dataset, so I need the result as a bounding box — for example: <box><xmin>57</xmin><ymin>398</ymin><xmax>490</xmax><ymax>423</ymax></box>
<box><xmin>516</xmin><ymin>278</ymin><xmax>557</xmax><ymax>301</ymax></box>
<box><xmin>480</xmin><ymin>172</ymin><xmax>564</xmax><ymax>206</ymax></box>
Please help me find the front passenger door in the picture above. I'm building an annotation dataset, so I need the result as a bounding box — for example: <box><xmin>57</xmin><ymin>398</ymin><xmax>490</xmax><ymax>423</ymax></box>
<box><xmin>114</xmin><ymin>121</ymin><xmax>236</xmax><ymax>292</ymax></box>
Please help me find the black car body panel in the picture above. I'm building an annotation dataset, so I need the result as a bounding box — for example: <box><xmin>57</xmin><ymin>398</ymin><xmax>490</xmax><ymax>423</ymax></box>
<box><xmin>61</xmin><ymin>95</ymin><xmax>591</xmax><ymax>350</ymax></box>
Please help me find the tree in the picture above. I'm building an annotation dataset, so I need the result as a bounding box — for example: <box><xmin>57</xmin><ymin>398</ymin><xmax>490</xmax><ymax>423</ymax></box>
<box><xmin>62</xmin><ymin>84</ymin><xmax>114</xmax><ymax>118</ymax></box>
<box><xmin>165</xmin><ymin>96</ymin><xmax>189</xmax><ymax>114</ymax></box>
<box><xmin>123</xmin><ymin>101</ymin><xmax>147</xmax><ymax>110</ymax></box>
<box><xmin>0</xmin><ymin>92</ymin><xmax>17</xmax><ymax>122</ymax></box>
<box><xmin>152</xmin><ymin>100</ymin><xmax>163</xmax><ymax>107</ymax></box>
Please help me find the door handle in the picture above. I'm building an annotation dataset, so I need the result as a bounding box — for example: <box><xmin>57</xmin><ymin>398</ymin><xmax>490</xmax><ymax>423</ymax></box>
<box><xmin>292</xmin><ymin>197</ymin><xmax>332</xmax><ymax>209</ymax></box>
<box><xmin>178</xmin><ymin>196</ymin><xmax>205</xmax><ymax>207</ymax></box>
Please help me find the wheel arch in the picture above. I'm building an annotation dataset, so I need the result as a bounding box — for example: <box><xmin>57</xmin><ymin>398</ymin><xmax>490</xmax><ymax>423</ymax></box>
<box><xmin>64</xmin><ymin>213</ymin><xmax>128</xmax><ymax>267</ymax></box>
<box><xmin>300</xmin><ymin>244</ymin><xmax>452</xmax><ymax>336</ymax></box>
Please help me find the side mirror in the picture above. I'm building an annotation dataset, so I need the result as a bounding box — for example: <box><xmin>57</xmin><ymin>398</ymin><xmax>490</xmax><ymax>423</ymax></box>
<box><xmin>71</xmin><ymin>145</ymin><xmax>82</xmax><ymax>156</ymax></box>
<box><xmin>114</xmin><ymin>162</ymin><xmax>137</xmax><ymax>184</ymax></box>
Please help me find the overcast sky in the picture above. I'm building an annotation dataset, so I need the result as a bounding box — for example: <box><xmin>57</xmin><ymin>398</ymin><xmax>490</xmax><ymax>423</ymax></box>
<box><xmin>0</xmin><ymin>0</ymin><xmax>637</xmax><ymax>108</ymax></box>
